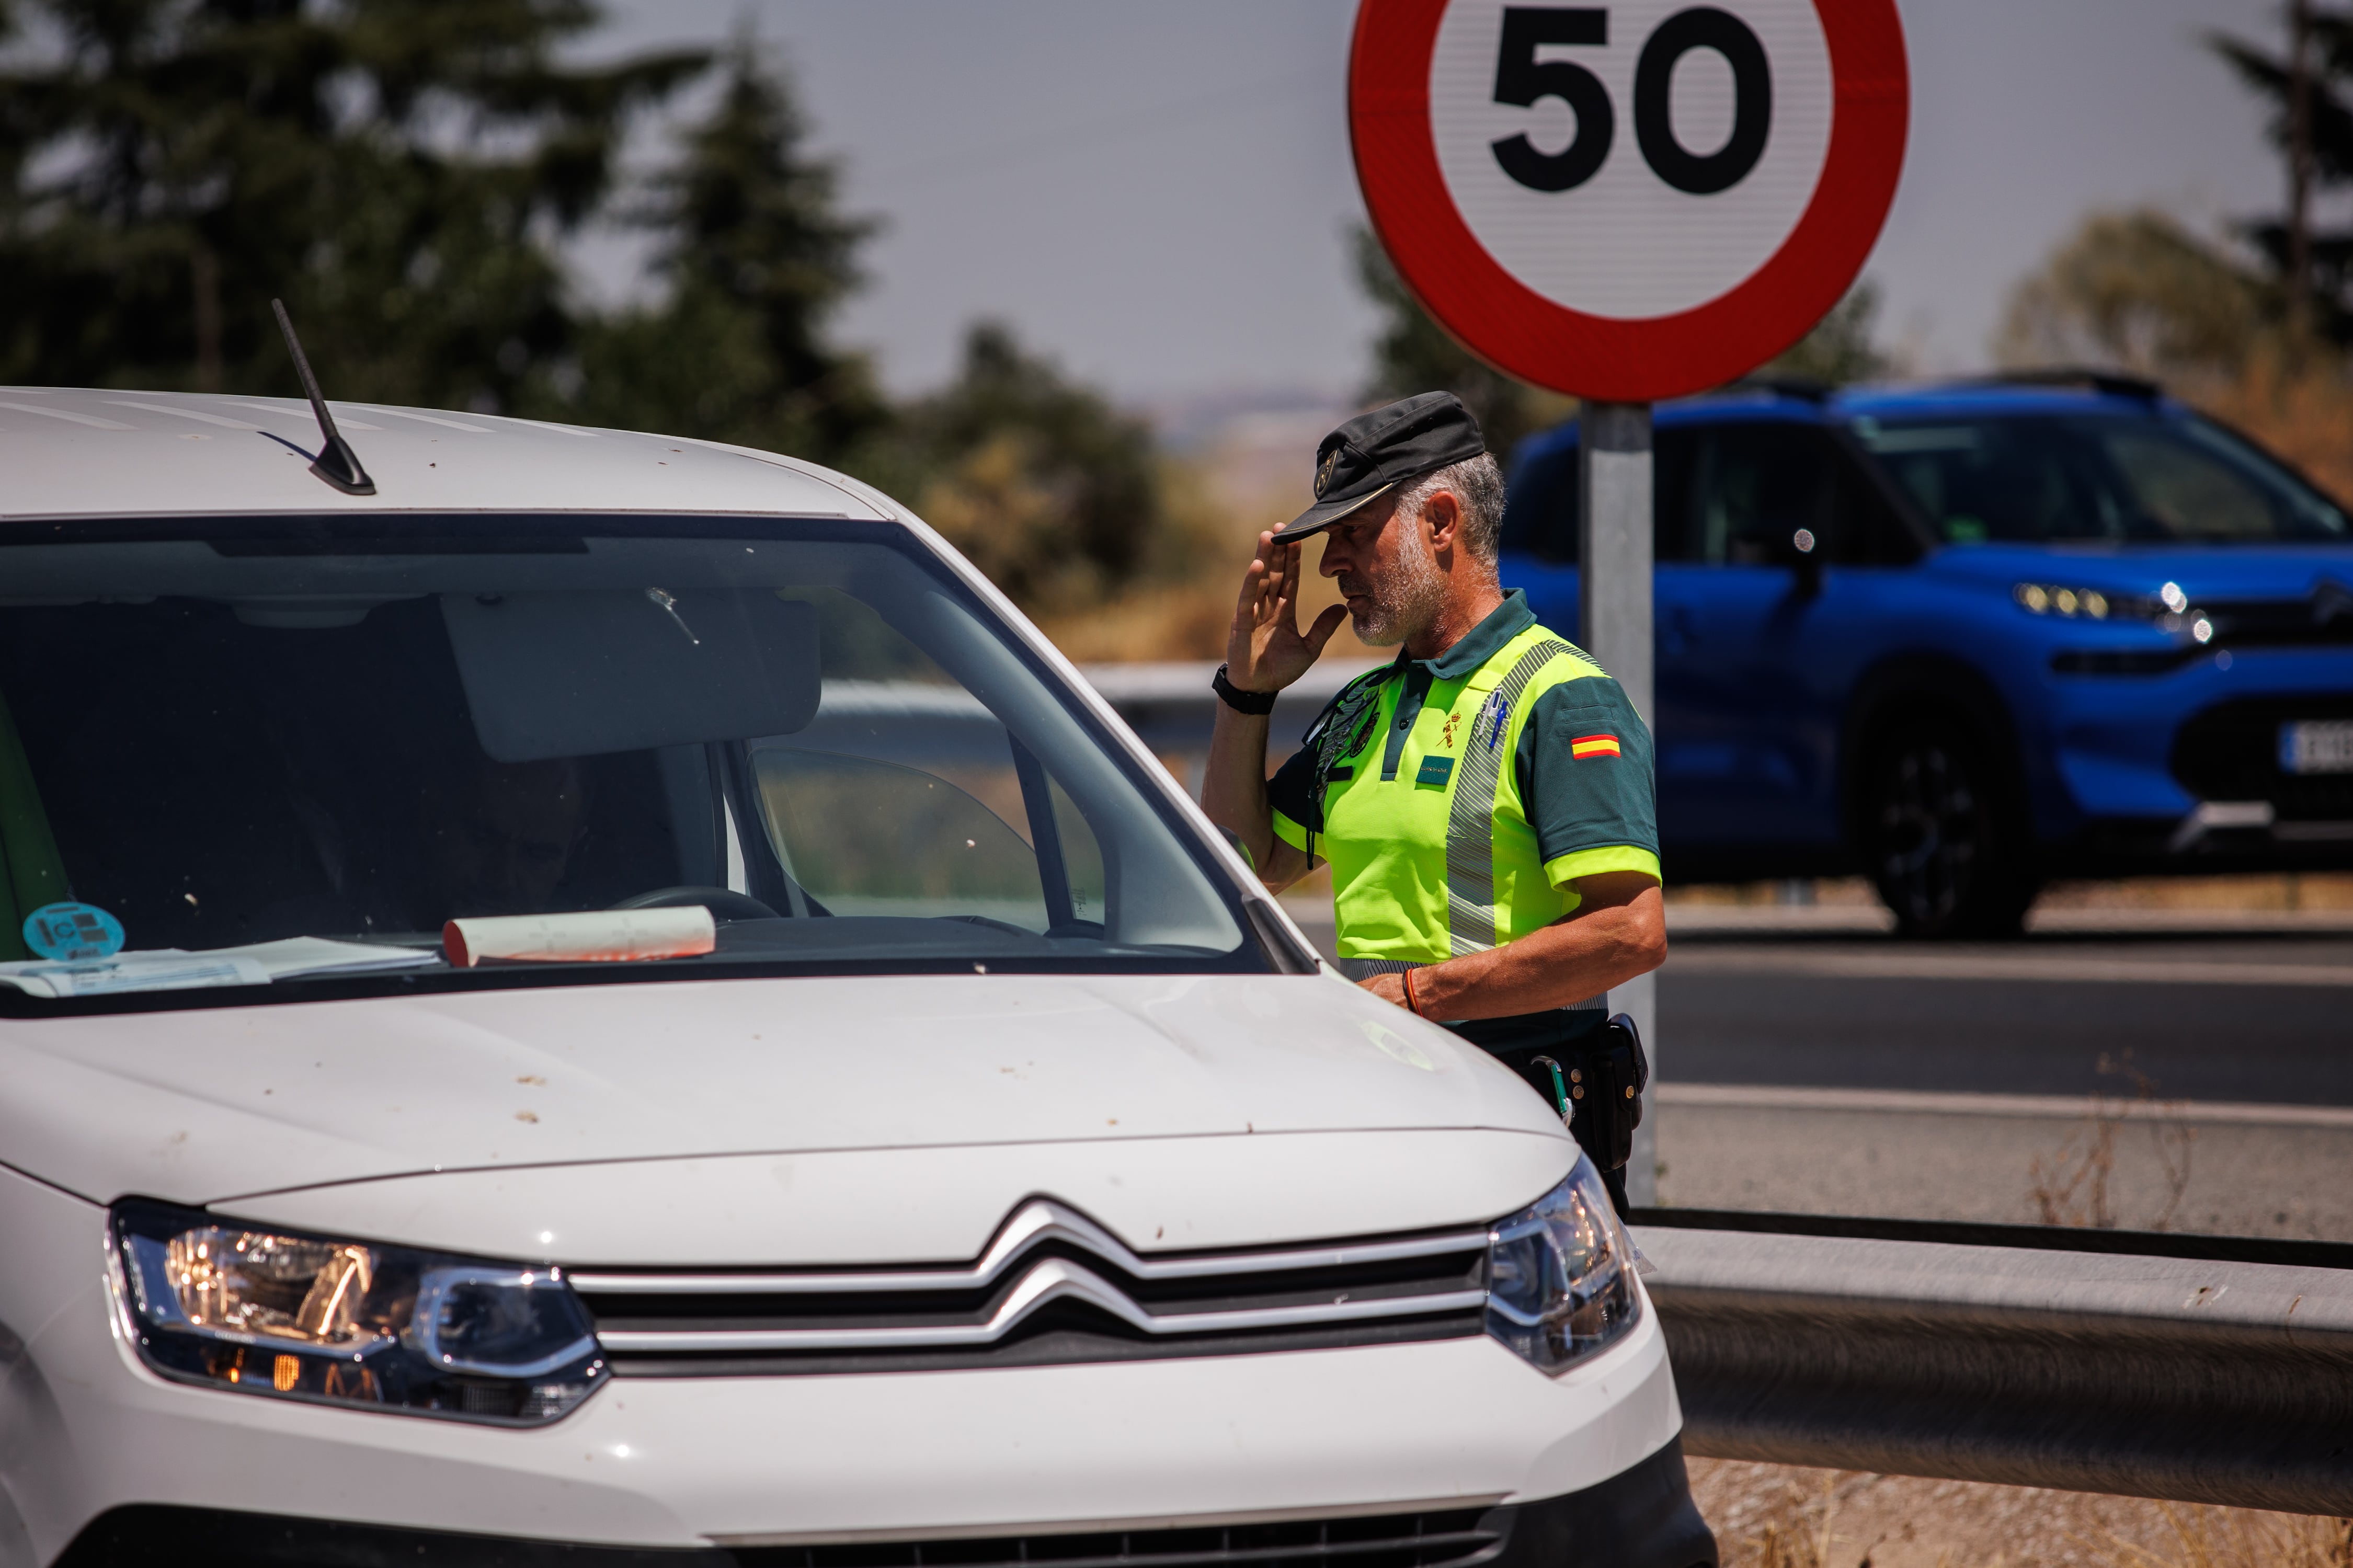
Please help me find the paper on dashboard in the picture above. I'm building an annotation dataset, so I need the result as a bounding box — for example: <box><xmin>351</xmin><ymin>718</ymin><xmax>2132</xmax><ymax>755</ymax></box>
<box><xmin>0</xmin><ymin>937</ymin><xmax>438</xmax><ymax>999</ymax></box>
<box><xmin>205</xmin><ymin>937</ymin><xmax>442</xmax><ymax>980</ymax></box>
<box><xmin>0</xmin><ymin>952</ymin><xmax>271</xmax><ymax>998</ymax></box>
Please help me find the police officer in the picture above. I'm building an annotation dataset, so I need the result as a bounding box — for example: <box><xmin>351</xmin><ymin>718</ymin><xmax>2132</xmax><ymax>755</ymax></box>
<box><xmin>1202</xmin><ymin>392</ymin><xmax>1665</xmax><ymax>1210</ymax></box>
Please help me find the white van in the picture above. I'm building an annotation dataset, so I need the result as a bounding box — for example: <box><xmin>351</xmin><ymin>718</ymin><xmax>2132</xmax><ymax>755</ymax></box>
<box><xmin>0</xmin><ymin>390</ymin><xmax>1712</xmax><ymax>1568</ymax></box>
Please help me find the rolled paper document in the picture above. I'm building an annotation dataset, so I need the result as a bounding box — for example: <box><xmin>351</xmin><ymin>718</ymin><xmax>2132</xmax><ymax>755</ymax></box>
<box><xmin>443</xmin><ymin>907</ymin><xmax>717</xmax><ymax>967</ymax></box>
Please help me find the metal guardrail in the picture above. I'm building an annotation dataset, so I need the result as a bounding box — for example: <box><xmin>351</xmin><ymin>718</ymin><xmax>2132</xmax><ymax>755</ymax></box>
<box><xmin>1632</xmin><ymin>1216</ymin><xmax>2353</xmax><ymax>1515</ymax></box>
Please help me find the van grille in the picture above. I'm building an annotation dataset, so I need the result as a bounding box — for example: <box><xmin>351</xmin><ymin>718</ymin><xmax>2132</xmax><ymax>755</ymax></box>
<box><xmin>732</xmin><ymin>1507</ymin><xmax>1511</xmax><ymax>1568</ymax></box>
<box><xmin>572</xmin><ymin>1200</ymin><xmax>1490</xmax><ymax>1375</ymax></box>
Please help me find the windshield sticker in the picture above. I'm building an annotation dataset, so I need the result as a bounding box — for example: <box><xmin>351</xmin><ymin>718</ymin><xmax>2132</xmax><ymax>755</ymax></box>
<box><xmin>22</xmin><ymin>902</ymin><xmax>124</xmax><ymax>962</ymax></box>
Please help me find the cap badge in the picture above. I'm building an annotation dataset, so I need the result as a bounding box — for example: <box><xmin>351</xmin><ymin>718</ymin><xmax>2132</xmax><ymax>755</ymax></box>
<box><xmin>1315</xmin><ymin>447</ymin><xmax>1340</xmax><ymax>499</ymax></box>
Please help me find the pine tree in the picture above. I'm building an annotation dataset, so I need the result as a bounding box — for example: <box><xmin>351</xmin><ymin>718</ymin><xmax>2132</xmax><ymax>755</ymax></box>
<box><xmin>1761</xmin><ymin>282</ymin><xmax>1890</xmax><ymax>387</ymax></box>
<box><xmin>1353</xmin><ymin>227</ymin><xmax>1570</xmax><ymax>459</ymax></box>
<box><xmin>2210</xmin><ymin>7</ymin><xmax>2353</xmax><ymax>342</ymax></box>
<box><xmin>552</xmin><ymin>41</ymin><xmax>888</xmax><ymax>462</ymax></box>
<box><xmin>888</xmin><ymin>322</ymin><xmax>1164</xmax><ymax>610</ymax></box>
<box><xmin>0</xmin><ymin>0</ymin><xmax>706</xmax><ymax>409</ymax></box>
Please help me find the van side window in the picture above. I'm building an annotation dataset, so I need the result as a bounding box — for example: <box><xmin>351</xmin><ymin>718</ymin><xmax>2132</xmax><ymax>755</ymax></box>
<box><xmin>1651</xmin><ymin>428</ymin><xmax>1698</xmax><ymax>563</ymax></box>
<box><xmin>1500</xmin><ymin>427</ymin><xmax>1701</xmax><ymax>566</ymax></box>
<box><xmin>1681</xmin><ymin>423</ymin><xmax>1833</xmax><ymax>565</ymax></box>
<box><xmin>1831</xmin><ymin>442</ymin><xmax>1925</xmax><ymax>565</ymax></box>
<box><xmin>1500</xmin><ymin>442</ymin><xmax>1579</xmax><ymax>563</ymax></box>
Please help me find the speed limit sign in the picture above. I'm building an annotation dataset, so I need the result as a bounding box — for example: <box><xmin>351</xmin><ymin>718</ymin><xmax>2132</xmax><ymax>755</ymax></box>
<box><xmin>1351</xmin><ymin>0</ymin><xmax>1907</xmax><ymax>402</ymax></box>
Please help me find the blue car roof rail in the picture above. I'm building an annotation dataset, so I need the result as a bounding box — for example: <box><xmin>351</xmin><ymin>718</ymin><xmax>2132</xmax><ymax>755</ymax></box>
<box><xmin>1957</xmin><ymin>366</ymin><xmax>2163</xmax><ymax>402</ymax></box>
<box><xmin>1726</xmin><ymin>374</ymin><xmax>1834</xmax><ymax>403</ymax></box>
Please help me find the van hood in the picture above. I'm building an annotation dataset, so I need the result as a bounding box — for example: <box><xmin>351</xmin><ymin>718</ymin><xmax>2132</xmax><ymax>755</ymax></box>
<box><xmin>0</xmin><ymin>973</ymin><xmax>1559</xmax><ymax>1208</ymax></box>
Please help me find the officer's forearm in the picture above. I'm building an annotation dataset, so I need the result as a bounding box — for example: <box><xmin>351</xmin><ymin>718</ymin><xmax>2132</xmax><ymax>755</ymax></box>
<box><xmin>1408</xmin><ymin>885</ymin><xmax>1666</xmax><ymax>1021</ymax></box>
<box><xmin>1201</xmin><ymin>706</ymin><xmax>1307</xmax><ymax>892</ymax></box>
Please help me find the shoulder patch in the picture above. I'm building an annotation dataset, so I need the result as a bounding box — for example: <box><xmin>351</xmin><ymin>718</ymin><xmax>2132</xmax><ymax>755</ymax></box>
<box><xmin>1570</xmin><ymin>733</ymin><xmax>1621</xmax><ymax>759</ymax></box>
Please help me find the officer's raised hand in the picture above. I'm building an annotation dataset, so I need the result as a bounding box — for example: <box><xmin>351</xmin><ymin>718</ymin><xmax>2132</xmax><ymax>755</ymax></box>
<box><xmin>1226</xmin><ymin>531</ymin><xmax>1347</xmax><ymax>695</ymax></box>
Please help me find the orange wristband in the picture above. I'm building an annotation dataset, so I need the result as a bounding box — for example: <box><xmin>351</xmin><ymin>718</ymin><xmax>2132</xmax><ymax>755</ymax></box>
<box><xmin>1401</xmin><ymin>967</ymin><xmax>1422</xmax><ymax>1016</ymax></box>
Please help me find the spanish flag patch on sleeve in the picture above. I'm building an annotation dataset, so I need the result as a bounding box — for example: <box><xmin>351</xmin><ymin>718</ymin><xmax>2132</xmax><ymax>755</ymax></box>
<box><xmin>1570</xmin><ymin>733</ymin><xmax>1621</xmax><ymax>759</ymax></box>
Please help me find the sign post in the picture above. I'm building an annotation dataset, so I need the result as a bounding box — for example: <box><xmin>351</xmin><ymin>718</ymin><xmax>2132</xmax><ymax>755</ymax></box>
<box><xmin>1349</xmin><ymin>0</ymin><xmax>1906</xmax><ymax>1203</ymax></box>
<box><xmin>1578</xmin><ymin>402</ymin><xmax>1656</xmax><ymax>1197</ymax></box>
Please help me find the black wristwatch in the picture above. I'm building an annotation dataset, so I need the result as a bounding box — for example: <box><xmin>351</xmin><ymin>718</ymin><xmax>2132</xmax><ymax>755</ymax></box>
<box><xmin>1213</xmin><ymin>664</ymin><xmax>1278</xmax><ymax>715</ymax></box>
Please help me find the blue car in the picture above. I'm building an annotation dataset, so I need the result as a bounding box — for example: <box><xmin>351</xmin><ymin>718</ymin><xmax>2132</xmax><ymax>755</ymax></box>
<box><xmin>1499</xmin><ymin>373</ymin><xmax>2353</xmax><ymax>936</ymax></box>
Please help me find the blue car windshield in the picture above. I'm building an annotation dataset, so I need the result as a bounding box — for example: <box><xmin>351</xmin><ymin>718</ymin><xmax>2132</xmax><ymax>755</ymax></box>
<box><xmin>1852</xmin><ymin>410</ymin><xmax>2350</xmax><ymax>545</ymax></box>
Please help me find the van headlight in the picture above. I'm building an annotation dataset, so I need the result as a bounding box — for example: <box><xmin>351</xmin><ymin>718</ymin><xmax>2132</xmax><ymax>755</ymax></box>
<box><xmin>111</xmin><ymin>1200</ymin><xmax>602</xmax><ymax>1424</ymax></box>
<box><xmin>1484</xmin><ymin>1158</ymin><xmax>1640</xmax><ymax>1375</ymax></box>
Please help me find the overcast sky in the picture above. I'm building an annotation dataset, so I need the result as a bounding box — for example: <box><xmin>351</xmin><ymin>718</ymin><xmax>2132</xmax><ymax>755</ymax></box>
<box><xmin>581</xmin><ymin>0</ymin><xmax>2290</xmax><ymax>408</ymax></box>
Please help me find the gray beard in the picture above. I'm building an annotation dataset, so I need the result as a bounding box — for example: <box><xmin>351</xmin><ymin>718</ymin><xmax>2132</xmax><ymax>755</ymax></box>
<box><xmin>1344</xmin><ymin>542</ymin><xmax>1445</xmax><ymax>647</ymax></box>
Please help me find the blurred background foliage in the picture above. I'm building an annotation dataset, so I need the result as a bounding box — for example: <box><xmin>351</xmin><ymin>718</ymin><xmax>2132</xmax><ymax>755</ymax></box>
<box><xmin>1986</xmin><ymin>4</ymin><xmax>2353</xmax><ymax>503</ymax></box>
<box><xmin>1354</xmin><ymin>224</ymin><xmax>1889</xmax><ymax>443</ymax></box>
<box><xmin>553</xmin><ymin>41</ymin><xmax>889</xmax><ymax>463</ymax></box>
<box><xmin>0</xmin><ymin>0</ymin><xmax>1166</xmax><ymax>624</ymax></box>
<box><xmin>3</xmin><ymin>0</ymin><xmax>2349</xmax><ymax>648</ymax></box>
<box><xmin>862</xmin><ymin>321</ymin><xmax>1175</xmax><ymax>615</ymax></box>
<box><xmin>0</xmin><ymin>0</ymin><xmax>705</xmax><ymax>412</ymax></box>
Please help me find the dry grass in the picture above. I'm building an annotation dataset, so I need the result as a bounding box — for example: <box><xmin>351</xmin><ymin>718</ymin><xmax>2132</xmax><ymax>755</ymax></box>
<box><xmin>2020</xmin><ymin>1051</ymin><xmax>2196</xmax><ymax>1232</ymax></box>
<box><xmin>1692</xmin><ymin>1460</ymin><xmax>2353</xmax><ymax>1568</ymax></box>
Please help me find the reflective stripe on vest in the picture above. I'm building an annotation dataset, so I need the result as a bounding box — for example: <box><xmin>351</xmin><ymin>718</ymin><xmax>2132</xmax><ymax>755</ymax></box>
<box><xmin>1442</xmin><ymin>637</ymin><xmax>1575</xmax><ymax>956</ymax></box>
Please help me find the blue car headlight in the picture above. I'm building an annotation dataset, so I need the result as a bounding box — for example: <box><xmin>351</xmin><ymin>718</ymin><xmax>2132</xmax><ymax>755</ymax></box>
<box><xmin>112</xmin><ymin>1199</ymin><xmax>603</xmax><ymax>1424</ymax></box>
<box><xmin>1485</xmin><ymin>1157</ymin><xmax>1641</xmax><ymax>1375</ymax></box>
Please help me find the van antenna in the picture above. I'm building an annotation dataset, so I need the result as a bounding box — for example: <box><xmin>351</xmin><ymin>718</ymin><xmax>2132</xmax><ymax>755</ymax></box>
<box><xmin>270</xmin><ymin>298</ymin><xmax>375</xmax><ymax>496</ymax></box>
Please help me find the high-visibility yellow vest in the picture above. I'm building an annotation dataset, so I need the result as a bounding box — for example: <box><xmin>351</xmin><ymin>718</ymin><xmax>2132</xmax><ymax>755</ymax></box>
<box><xmin>1270</xmin><ymin>591</ymin><xmax>1659</xmax><ymax>965</ymax></box>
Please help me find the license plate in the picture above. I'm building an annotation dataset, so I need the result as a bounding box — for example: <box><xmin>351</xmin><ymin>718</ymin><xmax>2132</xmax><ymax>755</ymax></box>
<box><xmin>2280</xmin><ymin>719</ymin><xmax>2353</xmax><ymax>775</ymax></box>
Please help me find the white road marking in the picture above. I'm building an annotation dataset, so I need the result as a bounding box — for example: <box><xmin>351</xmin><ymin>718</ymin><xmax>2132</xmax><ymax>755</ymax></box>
<box><xmin>1664</xmin><ymin>950</ymin><xmax>2353</xmax><ymax>987</ymax></box>
<box><xmin>1662</xmin><ymin>1082</ymin><xmax>2353</xmax><ymax>1128</ymax></box>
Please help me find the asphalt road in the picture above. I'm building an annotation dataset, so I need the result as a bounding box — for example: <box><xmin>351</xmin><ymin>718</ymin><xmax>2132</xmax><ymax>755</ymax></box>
<box><xmin>1280</xmin><ymin>908</ymin><xmax>2353</xmax><ymax>1234</ymax></box>
<box><xmin>1284</xmin><ymin>909</ymin><xmax>2353</xmax><ymax>1108</ymax></box>
<box><xmin>1660</xmin><ymin>933</ymin><xmax>2353</xmax><ymax>1106</ymax></box>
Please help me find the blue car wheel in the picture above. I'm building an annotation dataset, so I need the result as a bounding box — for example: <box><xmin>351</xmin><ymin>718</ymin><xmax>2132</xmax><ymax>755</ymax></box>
<box><xmin>1861</xmin><ymin>713</ymin><xmax>2035</xmax><ymax>938</ymax></box>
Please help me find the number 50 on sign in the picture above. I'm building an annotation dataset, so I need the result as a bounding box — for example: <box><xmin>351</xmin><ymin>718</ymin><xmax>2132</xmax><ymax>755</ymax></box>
<box><xmin>1351</xmin><ymin>0</ymin><xmax>1907</xmax><ymax>403</ymax></box>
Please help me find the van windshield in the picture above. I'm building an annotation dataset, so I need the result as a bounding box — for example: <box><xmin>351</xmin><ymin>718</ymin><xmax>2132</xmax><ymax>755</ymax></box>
<box><xmin>0</xmin><ymin>514</ymin><xmax>1258</xmax><ymax>1011</ymax></box>
<box><xmin>1853</xmin><ymin>410</ymin><xmax>2351</xmax><ymax>545</ymax></box>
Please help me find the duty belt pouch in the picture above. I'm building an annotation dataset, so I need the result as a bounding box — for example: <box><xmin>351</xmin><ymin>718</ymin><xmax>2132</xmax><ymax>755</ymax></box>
<box><xmin>1451</xmin><ymin>1010</ymin><xmax>1649</xmax><ymax>1173</ymax></box>
<box><xmin>1569</xmin><ymin>1012</ymin><xmax>1650</xmax><ymax>1173</ymax></box>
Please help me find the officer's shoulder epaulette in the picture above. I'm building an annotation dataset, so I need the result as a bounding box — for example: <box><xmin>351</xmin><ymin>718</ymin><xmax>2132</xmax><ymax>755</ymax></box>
<box><xmin>1526</xmin><ymin>632</ymin><xmax>1608</xmax><ymax>682</ymax></box>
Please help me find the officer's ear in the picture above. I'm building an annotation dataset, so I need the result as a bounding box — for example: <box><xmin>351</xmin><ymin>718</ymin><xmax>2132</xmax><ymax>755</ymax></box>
<box><xmin>1419</xmin><ymin>488</ymin><xmax>1463</xmax><ymax>557</ymax></box>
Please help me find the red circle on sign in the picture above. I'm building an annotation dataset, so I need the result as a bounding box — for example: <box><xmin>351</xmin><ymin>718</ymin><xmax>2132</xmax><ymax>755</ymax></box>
<box><xmin>1351</xmin><ymin>0</ymin><xmax>1907</xmax><ymax>403</ymax></box>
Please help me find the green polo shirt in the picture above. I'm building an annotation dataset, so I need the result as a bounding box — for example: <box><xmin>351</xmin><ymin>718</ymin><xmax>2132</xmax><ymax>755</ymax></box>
<box><xmin>1266</xmin><ymin>590</ymin><xmax>1659</xmax><ymax>965</ymax></box>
